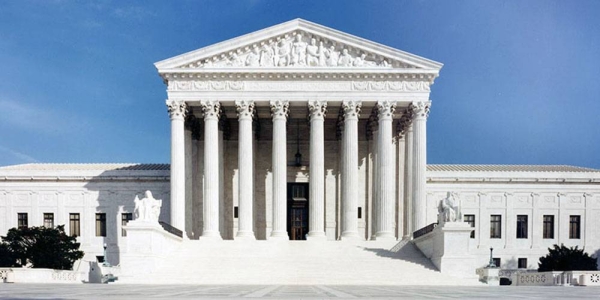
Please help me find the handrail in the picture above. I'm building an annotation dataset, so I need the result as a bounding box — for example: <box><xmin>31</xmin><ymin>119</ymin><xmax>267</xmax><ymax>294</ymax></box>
<box><xmin>413</xmin><ymin>222</ymin><xmax>438</xmax><ymax>239</ymax></box>
<box><xmin>158</xmin><ymin>221</ymin><xmax>183</xmax><ymax>238</ymax></box>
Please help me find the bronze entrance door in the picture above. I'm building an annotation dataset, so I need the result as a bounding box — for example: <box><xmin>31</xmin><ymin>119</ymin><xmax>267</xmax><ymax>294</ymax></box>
<box><xmin>287</xmin><ymin>183</ymin><xmax>309</xmax><ymax>240</ymax></box>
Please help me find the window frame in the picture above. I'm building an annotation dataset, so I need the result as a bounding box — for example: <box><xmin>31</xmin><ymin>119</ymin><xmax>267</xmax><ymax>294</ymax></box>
<box><xmin>543</xmin><ymin>215</ymin><xmax>555</xmax><ymax>239</ymax></box>
<box><xmin>516</xmin><ymin>215</ymin><xmax>528</xmax><ymax>239</ymax></box>
<box><xmin>490</xmin><ymin>215</ymin><xmax>502</xmax><ymax>239</ymax></box>
<box><xmin>464</xmin><ymin>214</ymin><xmax>475</xmax><ymax>239</ymax></box>
<box><xmin>569</xmin><ymin>215</ymin><xmax>581</xmax><ymax>239</ymax></box>
<box><xmin>69</xmin><ymin>213</ymin><xmax>80</xmax><ymax>237</ymax></box>
<box><xmin>17</xmin><ymin>213</ymin><xmax>28</xmax><ymax>229</ymax></box>
<box><xmin>121</xmin><ymin>213</ymin><xmax>133</xmax><ymax>237</ymax></box>
<box><xmin>518</xmin><ymin>258</ymin><xmax>528</xmax><ymax>269</ymax></box>
<box><xmin>43</xmin><ymin>213</ymin><xmax>54</xmax><ymax>228</ymax></box>
<box><xmin>96</xmin><ymin>213</ymin><xmax>107</xmax><ymax>237</ymax></box>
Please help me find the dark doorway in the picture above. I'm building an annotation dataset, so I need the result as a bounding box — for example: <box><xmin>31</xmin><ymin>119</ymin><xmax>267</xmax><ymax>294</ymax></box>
<box><xmin>287</xmin><ymin>183</ymin><xmax>309</xmax><ymax>240</ymax></box>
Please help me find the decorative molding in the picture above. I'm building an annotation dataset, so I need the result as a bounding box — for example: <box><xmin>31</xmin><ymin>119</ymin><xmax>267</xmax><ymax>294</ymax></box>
<box><xmin>342</xmin><ymin>100</ymin><xmax>361</xmax><ymax>119</ymax></box>
<box><xmin>177</xmin><ymin>31</ymin><xmax>409</xmax><ymax>70</ymax></box>
<box><xmin>270</xmin><ymin>100</ymin><xmax>289</xmax><ymax>120</ymax></box>
<box><xmin>200</xmin><ymin>100</ymin><xmax>220</xmax><ymax>120</ymax></box>
<box><xmin>166</xmin><ymin>99</ymin><xmax>187</xmax><ymax>119</ymax></box>
<box><xmin>167</xmin><ymin>80</ymin><xmax>431</xmax><ymax>92</ymax></box>
<box><xmin>376</xmin><ymin>100</ymin><xmax>397</xmax><ymax>120</ymax></box>
<box><xmin>308</xmin><ymin>100</ymin><xmax>327</xmax><ymax>120</ymax></box>
<box><xmin>235</xmin><ymin>100</ymin><xmax>255</xmax><ymax>120</ymax></box>
<box><xmin>410</xmin><ymin>101</ymin><xmax>431</xmax><ymax>120</ymax></box>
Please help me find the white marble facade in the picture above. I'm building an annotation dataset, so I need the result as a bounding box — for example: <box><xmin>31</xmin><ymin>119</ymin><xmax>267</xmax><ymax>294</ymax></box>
<box><xmin>0</xmin><ymin>19</ymin><xmax>599</xmax><ymax>270</ymax></box>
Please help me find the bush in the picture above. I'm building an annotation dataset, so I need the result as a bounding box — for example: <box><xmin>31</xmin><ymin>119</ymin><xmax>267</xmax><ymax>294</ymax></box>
<box><xmin>0</xmin><ymin>225</ymin><xmax>84</xmax><ymax>270</ymax></box>
<box><xmin>538</xmin><ymin>244</ymin><xmax>598</xmax><ymax>272</ymax></box>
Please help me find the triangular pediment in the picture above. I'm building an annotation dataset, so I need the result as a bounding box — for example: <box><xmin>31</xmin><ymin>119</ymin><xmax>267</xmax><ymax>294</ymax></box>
<box><xmin>155</xmin><ymin>19</ymin><xmax>442</xmax><ymax>72</ymax></box>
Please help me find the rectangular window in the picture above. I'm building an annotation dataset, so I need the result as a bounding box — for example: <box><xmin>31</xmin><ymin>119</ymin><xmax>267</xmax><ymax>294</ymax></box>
<box><xmin>234</xmin><ymin>206</ymin><xmax>239</xmax><ymax>219</ymax></box>
<box><xmin>516</xmin><ymin>215</ymin><xmax>528</xmax><ymax>239</ymax></box>
<box><xmin>96</xmin><ymin>213</ymin><xmax>107</xmax><ymax>237</ymax></box>
<box><xmin>121</xmin><ymin>213</ymin><xmax>133</xmax><ymax>237</ymax></box>
<box><xmin>518</xmin><ymin>258</ymin><xmax>528</xmax><ymax>269</ymax></box>
<box><xmin>43</xmin><ymin>213</ymin><xmax>54</xmax><ymax>228</ymax></box>
<box><xmin>569</xmin><ymin>215</ymin><xmax>581</xmax><ymax>239</ymax></box>
<box><xmin>358</xmin><ymin>207</ymin><xmax>362</xmax><ymax>219</ymax></box>
<box><xmin>17</xmin><ymin>213</ymin><xmax>28</xmax><ymax>229</ymax></box>
<box><xmin>490</xmin><ymin>215</ymin><xmax>502</xmax><ymax>239</ymax></box>
<box><xmin>69</xmin><ymin>213</ymin><xmax>80</xmax><ymax>237</ymax></box>
<box><xmin>464</xmin><ymin>214</ymin><xmax>475</xmax><ymax>238</ymax></box>
<box><xmin>543</xmin><ymin>215</ymin><xmax>555</xmax><ymax>239</ymax></box>
<box><xmin>492</xmin><ymin>258</ymin><xmax>501</xmax><ymax>268</ymax></box>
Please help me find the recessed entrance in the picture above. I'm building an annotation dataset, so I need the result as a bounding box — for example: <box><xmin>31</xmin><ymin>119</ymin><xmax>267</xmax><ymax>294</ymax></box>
<box><xmin>287</xmin><ymin>183</ymin><xmax>309</xmax><ymax>240</ymax></box>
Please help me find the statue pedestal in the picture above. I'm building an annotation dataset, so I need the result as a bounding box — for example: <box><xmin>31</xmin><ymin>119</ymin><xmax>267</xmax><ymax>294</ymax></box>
<box><xmin>477</xmin><ymin>267</ymin><xmax>500</xmax><ymax>285</ymax></box>
<box><xmin>414</xmin><ymin>222</ymin><xmax>475</xmax><ymax>278</ymax></box>
<box><xmin>120</xmin><ymin>220</ymin><xmax>182</xmax><ymax>282</ymax></box>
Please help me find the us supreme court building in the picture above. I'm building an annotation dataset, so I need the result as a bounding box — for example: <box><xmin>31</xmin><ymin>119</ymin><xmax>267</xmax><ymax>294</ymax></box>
<box><xmin>1</xmin><ymin>20</ymin><xmax>599</xmax><ymax>283</ymax></box>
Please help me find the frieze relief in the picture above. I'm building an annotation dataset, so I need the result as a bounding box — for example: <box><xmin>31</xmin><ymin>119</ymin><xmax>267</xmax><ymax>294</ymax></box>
<box><xmin>168</xmin><ymin>80</ymin><xmax>431</xmax><ymax>92</ymax></box>
<box><xmin>178</xmin><ymin>31</ymin><xmax>414</xmax><ymax>69</ymax></box>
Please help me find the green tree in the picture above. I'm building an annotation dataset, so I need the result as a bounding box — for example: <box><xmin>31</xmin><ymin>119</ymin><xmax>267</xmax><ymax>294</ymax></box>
<box><xmin>538</xmin><ymin>244</ymin><xmax>598</xmax><ymax>272</ymax></box>
<box><xmin>0</xmin><ymin>225</ymin><xmax>84</xmax><ymax>270</ymax></box>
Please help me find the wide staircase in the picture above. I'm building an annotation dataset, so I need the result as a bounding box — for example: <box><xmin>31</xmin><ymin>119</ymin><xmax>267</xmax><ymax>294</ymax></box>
<box><xmin>126</xmin><ymin>239</ymin><xmax>480</xmax><ymax>285</ymax></box>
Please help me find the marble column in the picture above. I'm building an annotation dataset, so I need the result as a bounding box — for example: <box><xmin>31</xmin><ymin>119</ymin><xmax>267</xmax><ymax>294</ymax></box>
<box><xmin>270</xmin><ymin>100</ymin><xmax>289</xmax><ymax>240</ymax></box>
<box><xmin>402</xmin><ymin>112</ymin><xmax>414</xmax><ymax>238</ymax></box>
<box><xmin>341</xmin><ymin>100</ymin><xmax>361</xmax><ymax>240</ymax></box>
<box><xmin>307</xmin><ymin>100</ymin><xmax>327</xmax><ymax>240</ymax></box>
<box><xmin>410</xmin><ymin>101</ymin><xmax>431</xmax><ymax>232</ymax></box>
<box><xmin>200</xmin><ymin>100</ymin><xmax>222</xmax><ymax>240</ymax></box>
<box><xmin>166</xmin><ymin>100</ymin><xmax>186</xmax><ymax>231</ymax></box>
<box><xmin>374</xmin><ymin>100</ymin><xmax>396</xmax><ymax>240</ymax></box>
<box><xmin>235</xmin><ymin>100</ymin><xmax>255</xmax><ymax>240</ymax></box>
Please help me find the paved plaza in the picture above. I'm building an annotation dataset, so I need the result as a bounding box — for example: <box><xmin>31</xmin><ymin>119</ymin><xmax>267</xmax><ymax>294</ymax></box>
<box><xmin>0</xmin><ymin>284</ymin><xmax>599</xmax><ymax>299</ymax></box>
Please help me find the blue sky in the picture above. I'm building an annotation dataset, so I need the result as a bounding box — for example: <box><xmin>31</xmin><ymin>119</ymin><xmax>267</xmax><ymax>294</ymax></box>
<box><xmin>0</xmin><ymin>0</ymin><xmax>599</xmax><ymax>168</ymax></box>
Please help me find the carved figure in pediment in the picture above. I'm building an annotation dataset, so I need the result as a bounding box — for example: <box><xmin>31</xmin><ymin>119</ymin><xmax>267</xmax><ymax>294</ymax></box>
<box><xmin>338</xmin><ymin>48</ymin><xmax>353</xmax><ymax>67</ymax></box>
<box><xmin>203</xmin><ymin>59</ymin><xmax>213</xmax><ymax>67</ymax></box>
<box><xmin>246</xmin><ymin>47</ymin><xmax>260</xmax><ymax>67</ymax></box>
<box><xmin>259</xmin><ymin>45</ymin><xmax>274</xmax><ymax>67</ymax></box>
<box><xmin>291</xmin><ymin>34</ymin><xmax>307</xmax><ymax>66</ymax></box>
<box><xmin>229</xmin><ymin>53</ymin><xmax>244</xmax><ymax>67</ymax></box>
<box><xmin>326</xmin><ymin>45</ymin><xmax>339</xmax><ymax>67</ymax></box>
<box><xmin>380</xmin><ymin>59</ymin><xmax>390</xmax><ymax>67</ymax></box>
<box><xmin>306</xmin><ymin>38</ymin><xmax>322</xmax><ymax>66</ymax></box>
<box><xmin>275</xmin><ymin>39</ymin><xmax>291</xmax><ymax>67</ymax></box>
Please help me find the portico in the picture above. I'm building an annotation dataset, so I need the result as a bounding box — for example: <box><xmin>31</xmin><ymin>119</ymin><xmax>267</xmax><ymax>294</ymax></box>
<box><xmin>156</xmin><ymin>19</ymin><xmax>441</xmax><ymax>241</ymax></box>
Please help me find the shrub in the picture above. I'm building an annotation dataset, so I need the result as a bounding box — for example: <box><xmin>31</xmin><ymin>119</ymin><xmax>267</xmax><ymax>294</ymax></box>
<box><xmin>538</xmin><ymin>244</ymin><xmax>598</xmax><ymax>272</ymax></box>
<box><xmin>0</xmin><ymin>225</ymin><xmax>84</xmax><ymax>270</ymax></box>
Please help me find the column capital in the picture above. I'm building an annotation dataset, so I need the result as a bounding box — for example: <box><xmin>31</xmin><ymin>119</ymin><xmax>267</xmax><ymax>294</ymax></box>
<box><xmin>342</xmin><ymin>100</ymin><xmax>361</xmax><ymax>120</ymax></box>
<box><xmin>270</xmin><ymin>100</ymin><xmax>289</xmax><ymax>120</ymax></box>
<box><xmin>166</xmin><ymin>99</ymin><xmax>187</xmax><ymax>120</ymax></box>
<box><xmin>396</xmin><ymin>111</ymin><xmax>412</xmax><ymax>137</ymax></box>
<box><xmin>410</xmin><ymin>101</ymin><xmax>431</xmax><ymax>120</ymax></box>
<box><xmin>235</xmin><ymin>100</ymin><xmax>255</xmax><ymax>120</ymax></box>
<box><xmin>200</xmin><ymin>100</ymin><xmax>220</xmax><ymax>121</ymax></box>
<box><xmin>376</xmin><ymin>100</ymin><xmax>397</xmax><ymax>121</ymax></box>
<box><xmin>308</xmin><ymin>100</ymin><xmax>327</xmax><ymax>121</ymax></box>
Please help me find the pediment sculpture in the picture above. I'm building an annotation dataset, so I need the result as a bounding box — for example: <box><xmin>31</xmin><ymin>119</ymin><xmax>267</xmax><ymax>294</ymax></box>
<box><xmin>181</xmin><ymin>32</ymin><xmax>406</xmax><ymax>69</ymax></box>
<box><xmin>133</xmin><ymin>190</ymin><xmax>162</xmax><ymax>223</ymax></box>
<box><xmin>438</xmin><ymin>192</ymin><xmax>461</xmax><ymax>225</ymax></box>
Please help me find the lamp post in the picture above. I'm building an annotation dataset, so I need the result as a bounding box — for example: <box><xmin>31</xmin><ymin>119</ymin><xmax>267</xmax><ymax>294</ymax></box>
<box><xmin>487</xmin><ymin>247</ymin><xmax>496</xmax><ymax>268</ymax></box>
<box><xmin>103</xmin><ymin>243</ymin><xmax>110</xmax><ymax>267</ymax></box>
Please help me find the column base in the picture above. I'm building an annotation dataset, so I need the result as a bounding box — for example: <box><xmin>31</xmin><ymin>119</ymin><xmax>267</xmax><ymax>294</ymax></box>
<box><xmin>373</xmin><ymin>232</ymin><xmax>396</xmax><ymax>241</ymax></box>
<box><xmin>201</xmin><ymin>231</ymin><xmax>223</xmax><ymax>240</ymax></box>
<box><xmin>306</xmin><ymin>232</ymin><xmax>327</xmax><ymax>241</ymax></box>
<box><xmin>235</xmin><ymin>231</ymin><xmax>256</xmax><ymax>240</ymax></box>
<box><xmin>340</xmin><ymin>231</ymin><xmax>362</xmax><ymax>241</ymax></box>
<box><xmin>269</xmin><ymin>231</ymin><xmax>289</xmax><ymax>241</ymax></box>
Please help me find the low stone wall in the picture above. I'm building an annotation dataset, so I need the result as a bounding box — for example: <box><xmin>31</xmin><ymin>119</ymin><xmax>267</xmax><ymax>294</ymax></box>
<box><xmin>1</xmin><ymin>268</ymin><xmax>84</xmax><ymax>284</ymax></box>
<box><xmin>566</xmin><ymin>271</ymin><xmax>600</xmax><ymax>286</ymax></box>
<box><xmin>516</xmin><ymin>271</ymin><xmax>569</xmax><ymax>286</ymax></box>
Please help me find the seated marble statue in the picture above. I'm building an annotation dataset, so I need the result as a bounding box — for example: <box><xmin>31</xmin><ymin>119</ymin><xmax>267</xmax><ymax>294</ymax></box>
<box><xmin>133</xmin><ymin>190</ymin><xmax>162</xmax><ymax>222</ymax></box>
<box><xmin>438</xmin><ymin>192</ymin><xmax>460</xmax><ymax>224</ymax></box>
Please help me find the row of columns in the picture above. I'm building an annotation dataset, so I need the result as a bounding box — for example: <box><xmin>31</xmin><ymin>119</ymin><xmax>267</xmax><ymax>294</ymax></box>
<box><xmin>166</xmin><ymin>99</ymin><xmax>431</xmax><ymax>240</ymax></box>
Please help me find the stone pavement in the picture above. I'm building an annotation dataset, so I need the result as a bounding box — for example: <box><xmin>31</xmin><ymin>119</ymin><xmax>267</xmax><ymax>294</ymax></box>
<box><xmin>1</xmin><ymin>284</ymin><xmax>599</xmax><ymax>299</ymax></box>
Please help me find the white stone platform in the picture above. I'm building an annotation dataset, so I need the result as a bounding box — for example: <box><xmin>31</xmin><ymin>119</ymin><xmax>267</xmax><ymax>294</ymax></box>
<box><xmin>118</xmin><ymin>239</ymin><xmax>480</xmax><ymax>285</ymax></box>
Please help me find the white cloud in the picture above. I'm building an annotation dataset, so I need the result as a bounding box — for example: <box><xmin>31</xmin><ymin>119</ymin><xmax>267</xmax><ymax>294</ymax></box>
<box><xmin>0</xmin><ymin>99</ymin><xmax>73</xmax><ymax>134</ymax></box>
<box><xmin>0</xmin><ymin>145</ymin><xmax>37</xmax><ymax>163</ymax></box>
